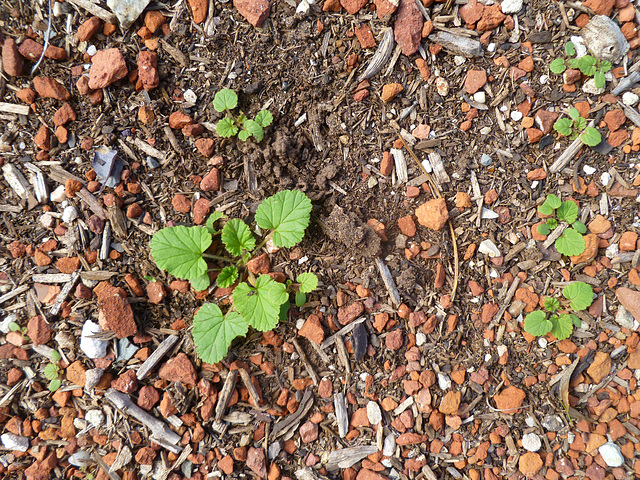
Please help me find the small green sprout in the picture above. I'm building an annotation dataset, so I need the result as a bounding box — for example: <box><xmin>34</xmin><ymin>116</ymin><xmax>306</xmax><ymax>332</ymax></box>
<box><xmin>44</xmin><ymin>350</ymin><xmax>62</xmax><ymax>391</ymax></box>
<box><xmin>213</xmin><ymin>89</ymin><xmax>273</xmax><ymax>142</ymax></box>
<box><xmin>150</xmin><ymin>190</ymin><xmax>319</xmax><ymax>364</ymax></box>
<box><xmin>524</xmin><ymin>282</ymin><xmax>593</xmax><ymax>340</ymax></box>
<box><xmin>553</xmin><ymin>107</ymin><xmax>601</xmax><ymax>147</ymax></box>
<box><xmin>549</xmin><ymin>42</ymin><xmax>611</xmax><ymax>89</ymax></box>
<box><xmin>536</xmin><ymin>194</ymin><xmax>586</xmax><ymax>257</ymax></box>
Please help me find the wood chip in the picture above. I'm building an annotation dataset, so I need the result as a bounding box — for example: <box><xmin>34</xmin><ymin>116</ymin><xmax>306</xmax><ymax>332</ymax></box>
<box><xmin>333</xmin><ymin>392</ymin><xmax>348</xmax><ymax>438</ymax></box>
<box><xmin>272</xmin><ymin>388</ymin><xmax>314</xmax><ymax>438</ymax></box>
<box><xmin>0</xmin><ymin>102</ymin><xmax>30</xmax><ymax>116</ymax></box>
<box><xmin>136</xmin><ymin>335</ymin><xmax>179</xmax><ymax>380</ymax></box>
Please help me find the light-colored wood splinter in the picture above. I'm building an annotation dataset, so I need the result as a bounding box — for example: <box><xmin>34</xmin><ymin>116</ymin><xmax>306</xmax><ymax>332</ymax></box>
<box><xmin>0</xmin><ymin>102</ymin><xmax>30</xmax><ymax>116</ymax></box>
<box><xmin>291</xmin><ymin>338</ymin><xmax>319</xmax><ymax>385</ymax></box>
<box><xmin>237</xmin><ymin>367</ymin><xmax>262</xmax><ymax>407</ymax></box>
<box><xmin>215</xmin><ymin>369</ymin><xmax>239</xmax><ymax>424</ymax></box>
<box><xmin>136</xmin><ymin>335</ymin><xmax>179</xmax><ymax>380</ymax></box>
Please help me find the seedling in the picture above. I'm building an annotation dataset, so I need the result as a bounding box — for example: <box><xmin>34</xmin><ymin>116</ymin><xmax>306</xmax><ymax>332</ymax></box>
<box><xmin>44</xmin><ymin>350</ymin><xmax>62</xmax><ymax>391</ymax></box>
<box><xmin>150</xmin><ymin>190</ymin><xmax>318</xmax><ymax>363</ymax></box>
<box><xmin>553</xmin><ymin>107</ymin><xmax>601</xmax><ymax>147</ymax></box>
<box><xmin>524</xmin><ymin>282</ymin><xmax>593</xmax><ymax>340</ymax></box>
<box><xmin>213</xmin><ymin>89</ymin><xmax>273</xmax><ymax>142</ymax></box>
<box><xmin>549</xmin><ymin>42</ymin><xmax>611</xmax><ymax>89</ymax></box>
<box><xmin>9</xmin><ymin>321</ymin><xmax>29</xmax><ymax>341</ymax></box>
<box><xmin>536</xmin><ymin>194</ymin><xmax>586</xmax><ymax>256</ymax></box>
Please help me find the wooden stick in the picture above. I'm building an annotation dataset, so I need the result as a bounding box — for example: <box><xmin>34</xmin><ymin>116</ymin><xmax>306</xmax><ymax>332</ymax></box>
<box><xmin>136</xmin><ymin>335</ymin><xmax>179</xmax><ymax>380</ymax></box>
<box><xmin>157</xmin><ymin>445</ymin><xmax>192</xmax><ymax>480</ymax></box>
<box><xmin>67</xmin><ymin>0</ymin><xmax>117</xmax><ymax>24</ymax></box>
<box><xmin>374</xmin><ymin>257</ymin><xmax>401</xmax><ymax>307</ymax></box>
<box><xmin>92</xmin><ymin>451</ymin><xmax>121</xmax><ymax>480</ymax></box>
<box><xmin>0</xmin><ymin>285</ymin><xmax>29</xmax><ymax>305</ymax></box>
<box><xmin>237</xmin><ymin>368</ymin><xmax>261</xmax><ymax>407</ymax></box>
<box><xmin>215</xmin><ymin>370</ymin><xmax>238</xmax><ymax>423</ymax></box>
<box><xmin>49</xmin><ymin>271</ymin><xmax>80</xmax><ymax>316</ymax></box>
<box><xmin>0</xmin><ymin>102</ymin><xmax>29</xmax><ymax>116</ymax></box>
<box><xmin>291</xmin><ymin>338</ymin><xmax>319</xmax><ymax>385</ymax></box>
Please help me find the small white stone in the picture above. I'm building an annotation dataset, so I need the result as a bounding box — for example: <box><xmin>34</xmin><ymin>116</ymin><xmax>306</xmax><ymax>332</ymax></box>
<box><xmin>599</xmin><ymin>442</ymin><xmax>624</xmax><ymax>467</ymax></box>
<box><xmin>69</xmin><ymin>450</ymin><xmax>92</xmax><ymax>467</ymax></box>
<box><xmin>435</xmin><ymin>77</ymin><xmax>449</xmax><ymax>97</ymax></box>
<box><xmin>480</xmin><ymin>126</ymin><xmax>492</xmax><ymax>135</ymax></box>
<box><xmin>615</xmin><ymin>305</ymin><xmax>635</xmax><ymax>329</ymax></box>
<box><xmin>437</xmin><ymin>372</ymin><xmax>451</xmax><ymax>390</ymax></box>
<box><xmin>496</xmin><ymin>345</ymin><xmax>508</xmax><ymax>357</ymax></box>
<box><xmin>0</xmin><ymin>314</ymin><xmax>17</xmax><ymax>334</ymax></box>
<box><xmin>40</xmin><ymin>213</ymin><xmax>55</xmax><ymax>228</ymax></box>
<box><xmin>601</xmin><ymin>172</ymin><xmax>612</xmax><ymax>187</ymax></box>
<box><xmin>501</xmin><ymin>0</ymin><xmax>523</xmax><ymax>14</ymax></box>
<box><xmin>73</xmin><ymin>417</ymin><xmax>88</xmax><ymax>429</ymax></box>
<box><xmin>50</xmin><ymin>185</ymin><xmax>66</xmax><ymax>202</ymax></box>
<box><xmin>367</xmin><ymin>401</ymin><xmax>382</xmax><ymax>425</ymax></box>
<box><xmin>478</xmin><ymin>239</ymin><xmax>501</xmax><ymax>258</ymax></box>
<box><xmin>1</xmin><ymin>433</ymin><xmax>29</xmax><ymax>452</ymax></box>
<box><xmin>539</xmin><ymin>74</ymin><xmax>549</xmax><ymax>85</ymax></box>
<box><xmin>582</xmin><ymin>164</ymin><xmax>596</xmax><ymax>175</ymax></box>
<box><xmin>183</xmin><ymin>89</ymin><xmax>197</xmax><ymax>104</ymax></box>
<box><xmin>582</xmin><ymin>78</ymin><xmax>605</xmax><ymax>95</ymax></box>
<box><xmin>85</xmin><ymin>409</ymin><xmax>104</xmax><ymax>427</ymax></box>
<box><xmin>415</xmin><ymin>332</ymin><xmax>427</xmax><ymax>346</ymax></box>
<box><xmin>473</xmin><ymin>91</ymin><xmax>486</xmax><ymax>104</ymax></box>
<box><xmin>454</xmin><ymin>55</ymin><xmax>465</xmax><ymax>66</ymax></box>
<box><xmin>522</xmin><ymin>433</ymin><xmax>542</xmax><ymax>452</ymax></box>
<box><xmin>80</xmin><ymin>320</ymin><xmax>108</xmax><ymax>359</ymax></box>
<box><xmin>86</xmin><ymin>45</ymin><xmax>97</xmax><ymax>56</ymax></box>
<box><xmin>623</xmin><ymin>91</ymin><xmax>639</xmax><ymax>107</ymax></box>
<box><xmin>511</xmin><ymin>111</ymin><xmax>523</xmax><ymax>122</ymax></box>
<box><xmin>487</xmin><ymin>43</ymin><xmax>496</xmax><ymax>53</ymax></box>
<box><xmin>605</xmin><ymin>243</ymin><xmax>619</xmax><ymax>259</ymax></box>
<box><xmin>538</xmin><ymin>337</ymin><xmax>548</xmax><ymax>348</ymax></box>
<box><xmin>525</xmin><ymin>416</ymin><xmax>537</xmax><ymax>428</ymax></box>
<box><xmin>383</xmin><ymin>434</ymin><xmax>396</xmax><ymax>457</ymax></box>
<box><xmin>62</xmin><ymin>205</ymin><xmax>78</xmax><ymax>223</ymax></box>
<box><xmin>570</xmin><ymin>36</ymin><xmax>588</xmax><ymax>57</ymax></box>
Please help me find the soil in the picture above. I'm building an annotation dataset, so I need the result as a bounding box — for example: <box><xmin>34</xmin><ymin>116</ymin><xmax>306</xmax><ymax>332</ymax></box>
<box><xmin>1</xmin><ymin>0</ymin><xmax>640</xmax><ymax>479</ymax></box>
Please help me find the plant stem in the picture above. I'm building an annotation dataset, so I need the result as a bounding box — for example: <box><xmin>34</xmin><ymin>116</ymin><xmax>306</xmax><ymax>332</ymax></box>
<box><xmin>202</xmin><ymin>253</ymin><xmax>230</xmax><ymax>262</ymax></box>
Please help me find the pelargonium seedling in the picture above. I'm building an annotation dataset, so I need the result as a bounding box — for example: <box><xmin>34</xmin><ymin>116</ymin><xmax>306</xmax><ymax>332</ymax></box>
<box><xmin>44</xmin><ymin>350</ymin><xmax>62</xmax><ymax>391</ymax></box>
<box><xmin>536</xmin><ymin>194</ymin><xmax>587</xmax><ymax>257</ymax></box>
<box><xmin>553</xmin><ymin>107</ymin><xmax>601</xmax><ymax>147</ymax></box>
<box><xmin>150</xmin><ymin>190</ymin><xmax>319</xmax><ymax>363</ymax></box>
<box><xmin>549</xmin><ymin>41</ymin><xmax>611</xmax><ymax>89</ymax></box>
<box><xmin>524</xmin><ymin>282</ymin><xmax>593</xmax><ymax>340</ymax></box>
<box><xmin>213</xmin><ymin>88</ymin><xmax>273</xmax><ymax>142</ymax></box>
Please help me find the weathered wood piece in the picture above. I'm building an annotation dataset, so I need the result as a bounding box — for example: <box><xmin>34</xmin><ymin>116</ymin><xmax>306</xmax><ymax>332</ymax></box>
<box><xmin>272</xmin><ymin>389</ymin><xmax>314</xmax><ymax>439</ymax></box>
<box><xmin>136</xmin><ymin>335</ymin><xmax>179</xmax><ymax>380</ymax></box>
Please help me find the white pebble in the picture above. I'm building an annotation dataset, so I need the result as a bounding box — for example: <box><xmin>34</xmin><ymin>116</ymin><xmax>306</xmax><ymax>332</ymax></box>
<box><xmin>623</xmin><ymin>91</ymin><xmax>639</xmax><ymax>107</ymax></box>
<box><xmin>39</xmin><ymin>213</ymin><xmax>55</xmax><ymax>228</ymax></box>
<box><xmin>511</xmin><ymin>111</ymin><xmax>523</xmax><ymax>122</ymax></box>
<box><xmin>478</xmin><ymin>239</ymin><xmax>501</xmax><ymax>258</ymax></box>
<box><xmin>85</xmin><ymin>409</ymin><xmax>104</xmax><ymax>427</ymax></box>
<box><xmin>599</xmin><ymin>442</ymin><xmax>624</xmax><ymax>467</ymax></box>
<box><xmin>184</xmin><ymin>89</ymin><xmax>197</xmax><ymax>104</ymax></box>
<box><xmin>487</xmin><ymin>43</ymin><xmax>496</xmax><ymax>53</ymax></box>
<box><xmin>50</xmin><ymin>185</ymin><xmax>66</xmax><ymax>202</ymax></box>
<box><xmin>1</xmin><ymin>433</ymin><xmax>29</xmax><ymax>452</ymax></box>
<box><xmin>435</xmin><ymin>77</ymin><xmax>449</xmax><ymax>97</ymax></box>
<box><xmin>383</xmin><ymin>435</ymin><xmax>396</xmax><ymax>457</ymax></box>
<box><xmin>86</xmin><ymin>45</ymin><xmax>97</xmax><ymax>56</ymax></box>
<box><xmin>480</xmin><ymin>126</ymin><xmax>492</xmax><ymax>135</ymax></box>
<box><xmin>366</xmin><ymin>401</ymin><xmax>382</xmax><ymax>425</ymax></box>
<box><xmin>538</xmin><ymin>337</ymin><xmax>548</xmax><ymax>348</ymax></box>
<box><xmin>80</xmin><ymin>320</ymin><xmax>108</xmax><ymax>359</ymax></box>
<box><xmin>454</xmin><ymin>56</ymin><xmax>465</xmax><ymax>66</ymax></box>
<box><xmin>600</xmin><ymin>172</ymin><xmax>612</xmax><ymax>187</ymax></box>
<box><xmin>0</xmin><ymin>314</ymin><xmax>17</xmax><ymax>334</ymax></box>
<box><xmin>582</xmin><ymin>78</ymin><xmax>605</xmax><ymax>95</ymax></box>
<box><xmin>62</xmin><ymin>205</ymin><xmax>78</xmax><ymax>223</ymax></box>
<box><xmin>582</xmin><ymin>165</ymin><xmax>596</xmax><ymax>175</ymax></box>
<box><xmin>437</xmin><ymin>372</ymin><xmax>451</xmax><ymax>390</ymax></box>
<box><xmin>539</xmin><ymin>74</ymin><xmax>549</xmax><ymax>85</ymax></box>
<box><xmin>473</xmin><ymin>91</ymin><xmax>486</xmax><ymax>104</ymax></box>
<box><xmin>415</xmin><ymin>332</ymin><xmax>427</xmax><ymax>346</ymax></box>
<box><xmin>522</xmin><ymin>433</ymin><xmax>542</xmax><ymax>452</ymax></box>
<box><xmin>501</xmin><ymin>0</ymin><xmax>523</xmax><ymax>14</ymax></box>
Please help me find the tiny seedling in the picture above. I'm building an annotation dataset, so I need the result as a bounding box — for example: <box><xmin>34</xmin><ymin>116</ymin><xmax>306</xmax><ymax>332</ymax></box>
<box><xmin>213</xmin><ymin>89</ymin><xmax>273</xmax><ymax>142</ymax></box>
<box><xmin>9</xmin><ymin>321</ymin><xmax>29</xmax><ymax>341</ymax></box>
<box><xmin>536</xmin><ymin>194</ymin><xmax>586</xmax><ymax>256</ymax></box>
<box><xmin>524</xmin><ymin>282</ymin><xmax>593</xmax><ymax>340</ymax></box>
<box><xmin>549</xmin><ymin>41</ymin><xmax>611</xmax><ymax>89</ymax></box>
<box><xmin>553</xmin><ymin>107</ymin><xmax>601</xmax><ymax>147</ymax></box>
<box><xmin>150</xmin><ymin>190</ymin><xmax>318</xmax><ymax>363</ymax></box>
<box><xmin>44</xmin><ymin>350</ymin><xmax>62</xmax><ymax>391</ymax></box>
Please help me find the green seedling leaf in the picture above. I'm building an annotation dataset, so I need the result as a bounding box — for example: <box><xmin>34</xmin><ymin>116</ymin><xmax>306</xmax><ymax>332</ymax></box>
<box><xmin>237</xmin><ymin>113</ymin><xmax>247</xmax><ymax>125</ymax></box>
<box><xmin>563</xmin><ymin>281</ymin><xmax>594</xmax><ymax>311</ymax></box>
<box><xmin>557</xmin><ymin>201</ymin><xmax>578</xmax><ymax>224</ymax></box>
<box><xmin>233</xmin><ymin>275</ymin><xmax>288</xmax><ymax>331</ymax></box>
<box><xmin>547</xmin><ymin>218</ymin><xmax>558</xmax><ymax>230</ymax></box>
<box><xmin>50</xmin><ymin>350</ymin><xmax>61</xmax><ymax>362</ymax></box>
<box><xmin>543</xmin><ymin>297</ymin><xmax>561</xmax><ymax>313</ymax></box>
<box><xmin>206</xmin><ymin>212</ymin><xmax>225</xmax><ymax>234</ymax></box>
<box><xmin>150</xmin><ymin>226</ymin><xmax>212</xmax><ymax>282</ymax></box>
<box><xmin>600</xmin><ymin>61</ymin><xmax>612</xmax><ymax>73</ymax></box>
<box><xmin>216</xmin><ymin>117</ymin><xmax>238</xmax><ymax>138</ymax></box>
<box><xmin>192</xmin><ymin>304</ymin><xmax>248</xmax><ymax>364</ymax></box>
<box><xmin>49</xmin><ymin>379</ymin><xmax>61</xmax><ymax>392</ymax></box>
<box><xmin>568</xmin><ymin>108</ymin><xmax>580</xmax><ymax>120</ymax></box>
<box><xmin>538</xmin><ymin>204</ymin><xmax>554</xmax><ymax>216</ymax></box>
<box><xmin>221</xmin><ymin>218</ymin><xmax>255</xmax><ymax>256</ymax></box>
<box><xmin>8</xmin><ymin>322</ymin><xmax>20</xmax><ymax>332</ymax></box>
<box><xmin>578</xmin><ymin>55</ymin><xmax>596</xmax><ymax>76</ymax></box>
<box><xmin>567</xmin><ymin>58</ymin><xmax>580</xmax><ymax>69</ymax></box>
<box><xmin>594</xmin><ymin>70</ymin><xmax>605</xmax><ymax>89</ymax></box>
<box><xmin>524</xmin><ymin>310</ymin><xmax>552</xmax><ymax>337</ymax></box>
<box><xmin>295</xmin><ymin>291</ymin><xmax>307</xmax><ymax>308</ymax></box>
<box><xmin>255</xmin><ymin>190</ymin><xmax>313</xmax><ymax>248</ymax></box>
<box><xmin>553</xmin><ymin>118</ymin><xmax>573</xmax><ymax>137</ymax></box>
<box><xmin>550</xmin><ymin>313</ymin><xmax>574</xmax><ymax>340</ymax></box>
<box><xmin>555</xmin><ymin>228</ymin><xmax>586</xmax><ymax>256</ymax></box>
<box><xmin>297</xmin><ymin>272</ymin><xmax>318</xmax><ymax>294</ymax></box>
<box><xmin>217</xmin><ymin>266</ymin><xmax>239</xmax><ymax>288</ymax></box>
<box><xmin>536</xmin><ymin>223</ymin><xmax>550</xmax><ymax>236</ymax></box>
<box><xmin>44</xmin><ymin>363</ymin><xmax>59</xmax><ymax>381</ymax></box>
<box><xmin>549</xmin><ymin>58</ymin><xmax>566</xmax><ymax>74</ymax></box>
<box><xmin>255</xmin><ymin>110</ymin><xmax>273</xmax><ymax>128</ymax></box>
<box><xmin>570</xmin><ymin>313</ymin><xmax>581</xmax><ymax>327</ymax></box>
<box><xmin>565</xmin><ymin>41</ymin><xmax>576</xmax><ymax>56</ymax></box>
<box><xmin>580</xmin><ymin>127</ymin><xmax>601</xmax><ymax>146</ymax></box>
<box><xmin>572</xmin><ymin>220</ymin><xmax>586</xmax><ymax>234</ymax></box>
<box><xmin>574</xmin><ymin>116</ymin><xmax>587</xmax><ymax>132</ymax></box>
<box><xmin>545</xmin><ymin>194</ymin><xmax>562</xmax><ymax>210</ymax></box>
<box><xmin>191</xmin><ymin>273</ymin><xmax>211</xmax><ymax>292</ymax></box>
<box><xmin>213</xmin><ymin>89</ymin><xmax>238</xmax><ymax>112</ymax></box>
<box><xmin>238</xmin><ymin>129</ymin><xmax>252</xmax><ymax>141</ymax></box>
<box><xmin>243</xmin><ymin>119</ymin><xmax>264</xmax><ymax>142</ymax></box>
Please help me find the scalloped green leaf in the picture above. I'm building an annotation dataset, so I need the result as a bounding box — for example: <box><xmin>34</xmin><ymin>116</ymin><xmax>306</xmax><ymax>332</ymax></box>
<box><xmin>536</xmin><ymin>223</ymin><xmax>550</xmax><ymax>236</ymax></box>
<box><xmin>524</xmin><ymin>310</ymin><xmax>552</xmax><ymax>337</ymax></box>
<box><xmin>255</xmin><ymin>190</ymin><xmax>312</xmax><ymax>248</ymax></box>
<box><xmin>221</xmin><ymin>218</ymin><xmax>255</xmax><ymax>257</ymax></box>
<box><xmin>555</xmin><ymin>228</ymin><xmax>586</xmax><ymax>256</ymax></box>
<box><xmin>297</xmin><ymin>272</ymin><xmax>318</xmax><ymax>294</ymax></box>
<box><xmin>550</xmin><ymin>58</ymin><xmax>566</xmax><ymax>74</ymax></box>
<box><xmin>213</xmin><ymin>89</ymin><xmax>238</xmax><ymax>112</ymax></box>
<box><xmin>568</xmin><ymin>108</ymin><xmax>580</xmax><ymax>120</ymax></box>
<box><xmin>557</xmin><ymin>201</ymin><xmax>578</xmax><ymax>224</ymax></box>
<box><xmin>563</xmin><ymin>281</ymin><xmax>593</xmax><ymax>311</ymax></box>
<box><xmin>547</xmin><ymin>218</ymin><xmax>558</xmax><ymax>230</ymax></box>
<box><xmin>49</xmin><ymin>379</ymin><xmax>61</xmax><ymax>391</ymax></box>
<box><xmin>578</xmin><ymin>55</ymin><xmax>596</xmax><ymax>76</ymax></box>
<box><xmin>243</xmin><ymin>119</ymin><xmax>264</xmax><ymax>142</ymax></box>
<box><xmin>554</xmin><ymin>118</ymin><xmax>573</xmax><ymax>137</ymax></box>
<box><xmin>594</xmin><ymin>70</ymin><xmax>605</xmax><ymax>89</ymax></box>
<box><xmin>573</xmin><ymin>220</ymin><xmax>586</xmax><ymax>234</ymax></box>
<box><xmin>574</xmin><ymin>116</ymin><xmax>587</xmax><ymax>132</ymax></box>
<box><xmin>545</xmin><ymin>194</ymin><xmax>561</xmax><ymax>210</ymax></box>
<box><xmin>600</xmin><ymin>60</ymin><xmax>611</xmax><ymax>73</ymax></box>
<box><xmin>238</xmin><ymin>129</ymin><xmax>251</xmax><ymax>141</ymax></box>
<box><xmin>217</xmin><ymin>117</ymin><xmax>238</xmax><ymax>138</ymax></box>
<box><xmin>543</xmin><ymin>297</ymin><xmax>560</xmax><ymax>313</ymax></box>
<box><xmin>206</xmin><ymin>212</ymin><xmax>225</xmax><ymax>234</ymax></box>
<box><xmin>44</xmin><ymin>363</ymin><xmax>59</xmax><ymax>381</ymax></box>
<box><xmin>255</xmin><ymin>110</ymin><xmax>273</xmax><ymax>128</ymax></box>
<box><xmin>218</xmin><ymin>266</ymin><xmax>239</xmax><ymax>288</ymax></box>
<box><xmin>233</xmin><ymin>275</ymin><xmax>288</xmax><ymax>331</ymax></box>
<box><xmin>550</xmin><ymin>313</ymin><xmax>574</xmax><ymax>340</ymax></box>
<box><xmin>150</xmin><ymin>226</ymin><xmax>212</xmax><ymax>281</ymax></box>
<box><xmin>193</xmin><ymin>304</ymin><xmax>248</xmax><ymax>364</ymax></box>
<box><xmin>580</xmin><ymin>127</ymin><xmax>601</xmax><ymax>146</ymax></box>
<box><xmin>191</xmin><ymin>273</ymin><xmax>211</xmax><ymax>292</ymax></box>
<box><xmin>565</xmin><ymin>42</ymin><xmax>576</xmax><ymax>56</ymax></box>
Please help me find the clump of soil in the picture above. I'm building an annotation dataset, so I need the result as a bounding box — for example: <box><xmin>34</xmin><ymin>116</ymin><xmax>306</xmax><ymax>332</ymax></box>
<box><xmin>323</xmin><ymin>205</ymin><xmax>381</xmax><ymax>257</ymax></box>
